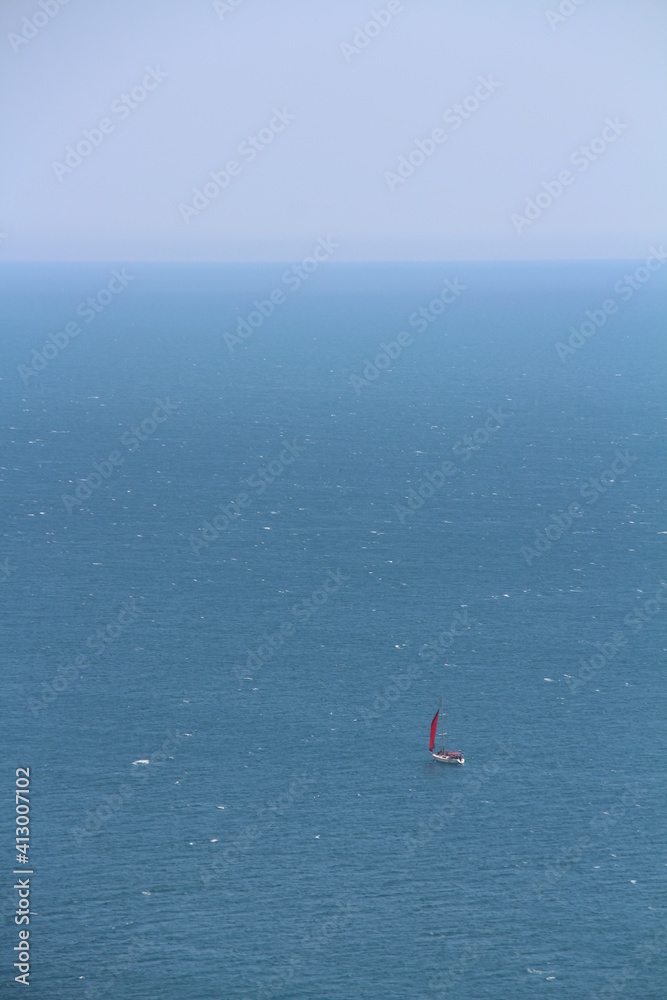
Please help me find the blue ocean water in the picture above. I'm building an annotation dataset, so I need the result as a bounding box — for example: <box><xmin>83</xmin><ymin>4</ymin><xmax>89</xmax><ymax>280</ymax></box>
<box><xmin>1</xmin><ymin>261</ymin><xmax>666</xmax><ymax>999</ymax></box>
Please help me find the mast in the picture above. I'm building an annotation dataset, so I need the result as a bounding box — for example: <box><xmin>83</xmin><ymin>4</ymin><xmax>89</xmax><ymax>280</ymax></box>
<box><xmin>440</xmin><ymin>695</ymin><xmax>445</xmax><ymax>752</ymax></box>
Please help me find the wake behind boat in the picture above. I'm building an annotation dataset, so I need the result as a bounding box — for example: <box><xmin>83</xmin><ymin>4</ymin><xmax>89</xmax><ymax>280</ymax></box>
<box><xmin>429</xmin><ymin>697</ymin><xmax>464</xmax><ymax>764</ymax></box>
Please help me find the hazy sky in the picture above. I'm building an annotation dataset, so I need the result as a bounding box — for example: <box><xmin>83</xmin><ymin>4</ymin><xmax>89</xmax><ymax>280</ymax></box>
<box><xmin>2</xmin><ymin>0</ymin><xmax>665</xmax><ymax>260</ymax></box>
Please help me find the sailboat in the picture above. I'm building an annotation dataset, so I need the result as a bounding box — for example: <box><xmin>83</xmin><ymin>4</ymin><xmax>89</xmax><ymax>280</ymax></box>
<box><xmin>429</xmin><ymin>697</ymin><xmax>464</xmax><ymax>764</ymax></box>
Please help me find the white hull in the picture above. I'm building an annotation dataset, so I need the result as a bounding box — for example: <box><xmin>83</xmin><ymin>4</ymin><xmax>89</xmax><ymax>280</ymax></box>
<box><xmin>431</xmin><ymin>751</ymin><xmax>464</xmax><ymax>765</ymax></box>
<box><xmin>430</xmin><ymin>698</ymin><xmax>464</xmax><ymax>764</ymax></box>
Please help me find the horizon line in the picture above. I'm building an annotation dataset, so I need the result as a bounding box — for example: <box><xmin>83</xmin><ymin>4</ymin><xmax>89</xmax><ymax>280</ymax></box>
<box><xmin>0</xmin><ymin>257</ymin><xmax>662</xmax><ymax>265</ymax></box>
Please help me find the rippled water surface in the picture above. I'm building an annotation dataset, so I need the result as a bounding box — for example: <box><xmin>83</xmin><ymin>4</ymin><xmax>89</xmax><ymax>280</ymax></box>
<box><xmin>1</xmin><ymin>262</ymin><xmax>666</xmax><ymax>998</ymax></box>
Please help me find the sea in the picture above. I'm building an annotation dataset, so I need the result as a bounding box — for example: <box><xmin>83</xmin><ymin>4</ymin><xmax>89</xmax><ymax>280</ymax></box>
<box><xmin>1</xmin><ymin>260</ymin><xmax>666</xmax><ymax>999</ymax></box>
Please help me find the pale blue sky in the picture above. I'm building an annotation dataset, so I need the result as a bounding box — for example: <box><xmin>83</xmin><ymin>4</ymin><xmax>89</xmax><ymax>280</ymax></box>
<box><xmin>2</xmin><ymin>0</ymin><xmax>665</xmax><ymax>260</ymax></box>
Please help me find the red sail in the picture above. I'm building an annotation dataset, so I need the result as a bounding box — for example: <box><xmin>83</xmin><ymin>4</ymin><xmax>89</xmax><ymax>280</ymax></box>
<box><xmin>429</xmin><ymin>709</ymin><xmax>439</xmax><ymax>751</ymax></box>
